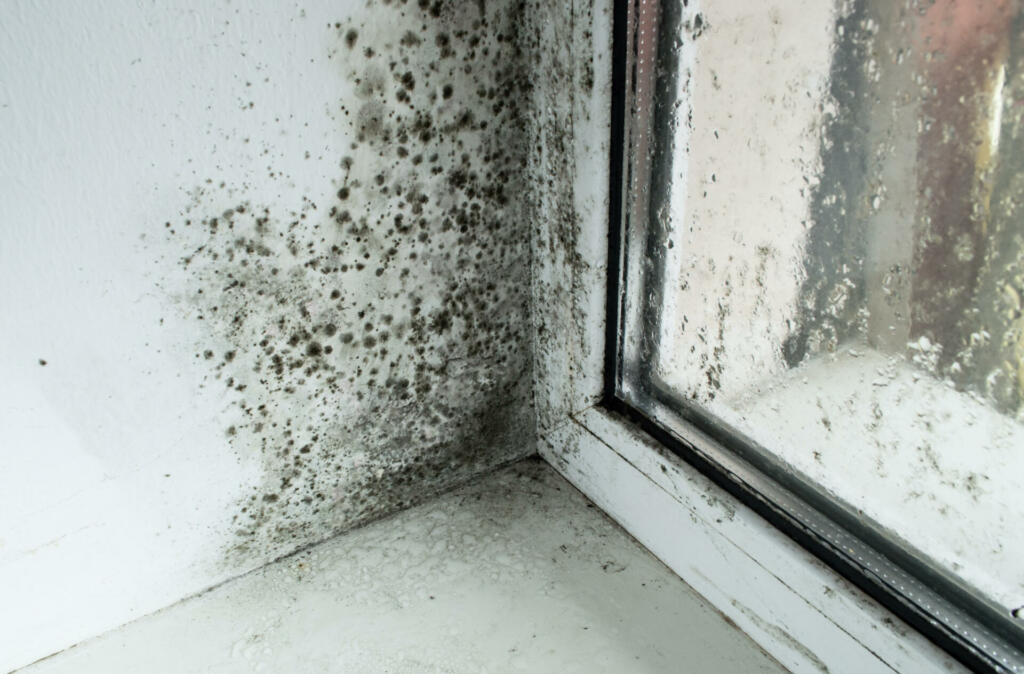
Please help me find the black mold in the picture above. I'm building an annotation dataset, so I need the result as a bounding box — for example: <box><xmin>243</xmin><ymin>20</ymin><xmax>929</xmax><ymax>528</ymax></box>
<box><xmin>160</xmin><ymin>0</ymin><xmax>540</xmax><ymax>563</ymax></box>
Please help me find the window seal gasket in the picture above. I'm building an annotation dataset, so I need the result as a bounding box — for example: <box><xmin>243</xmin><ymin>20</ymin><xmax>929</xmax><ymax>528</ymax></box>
<box><xmin>600</xmin><ymin>1</ymin><xmax>1024</xmax><ymax>672</ymax></box>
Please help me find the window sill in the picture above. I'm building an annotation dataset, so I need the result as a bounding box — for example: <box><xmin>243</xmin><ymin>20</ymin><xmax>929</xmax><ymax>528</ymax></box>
<box><xmin>540</xmin><ymin>405</ymin><xmax>964</xmax><ymax>673</ymax></box>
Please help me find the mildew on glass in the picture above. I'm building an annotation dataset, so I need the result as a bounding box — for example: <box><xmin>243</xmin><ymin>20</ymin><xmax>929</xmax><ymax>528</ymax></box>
<box><xmin>624</xmin><ymin>0</ymin><xmax>1024</xmax><ymax>615</ymax></box>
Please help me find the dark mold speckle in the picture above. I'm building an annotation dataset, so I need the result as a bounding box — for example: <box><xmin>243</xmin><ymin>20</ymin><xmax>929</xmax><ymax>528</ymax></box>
<box><xmin>159</xmin><ymin>0</ymin><xmax>540</xmax><ymax>564</ymax></box>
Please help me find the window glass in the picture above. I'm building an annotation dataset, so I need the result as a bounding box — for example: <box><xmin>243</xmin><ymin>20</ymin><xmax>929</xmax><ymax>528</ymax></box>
<box><xmin>619</xmin><ymin>0</ymin><xmax>1024</xmax><ymax>622</ymax></box>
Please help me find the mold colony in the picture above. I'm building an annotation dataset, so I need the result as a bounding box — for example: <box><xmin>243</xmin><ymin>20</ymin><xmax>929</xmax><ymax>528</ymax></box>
<box><xmin>160</xmin><ymin>0</ymin><xmax>538</xmax><ymax>561</ymax></box>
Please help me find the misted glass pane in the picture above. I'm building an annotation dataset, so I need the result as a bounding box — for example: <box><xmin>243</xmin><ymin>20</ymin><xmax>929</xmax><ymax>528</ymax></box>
<box><xmin>637</xmin><ymin>0</ymin><xmax>1023</xmax><ymax>613</ymax></box>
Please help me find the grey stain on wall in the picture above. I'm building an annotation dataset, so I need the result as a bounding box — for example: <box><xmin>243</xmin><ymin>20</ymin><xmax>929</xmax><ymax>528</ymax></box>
<box><xmin>521</xmin><ymin>0</ymin><xmax>596</xmax><ymax>433</ymax></box>
<box><xmin>158</xmin><ymin>0</ymin><xmax>536</xmax><ymax>562</ymax></box>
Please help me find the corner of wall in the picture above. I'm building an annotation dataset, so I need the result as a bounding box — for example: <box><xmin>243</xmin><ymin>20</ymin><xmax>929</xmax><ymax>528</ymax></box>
<box><xmin>525</xmin><ymin>0</ymin><xmax>613</xmax><ymax>445</ymax></box>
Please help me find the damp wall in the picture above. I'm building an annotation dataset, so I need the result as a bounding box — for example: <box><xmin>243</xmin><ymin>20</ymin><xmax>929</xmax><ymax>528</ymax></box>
<box><xmin>0</xmin><ymin>1</ymin><xmax>548</xmax><ymax>668</ymax></box>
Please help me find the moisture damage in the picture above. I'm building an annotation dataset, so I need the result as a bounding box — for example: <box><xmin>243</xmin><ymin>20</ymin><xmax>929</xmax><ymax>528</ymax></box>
<box><xmin>155</xmin><ymin>0</ymin><xmax>545</xmax><ymax>562</ymax></box>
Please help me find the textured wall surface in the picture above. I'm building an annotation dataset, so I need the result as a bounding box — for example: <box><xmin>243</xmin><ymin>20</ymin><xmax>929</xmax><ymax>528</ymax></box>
<box><xmin>526</xmin><ymin>0</ymin><xmax>611</xmax><ymax>435</ymax></box>
<box><xmin>0</xmin><ymin>0</ymin><xmax>543</xmax><ymax>668</ymax></box>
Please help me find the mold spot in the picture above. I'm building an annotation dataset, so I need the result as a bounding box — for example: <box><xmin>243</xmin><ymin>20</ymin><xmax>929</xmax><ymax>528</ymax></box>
<box><xmin>356</xmin><ymin>102</ymin><xmax>387</xmax><ymax>142</ymax></box>
<box><xmin>158</xmin><ymin>0</ymin><xmax>539</xmax><ymax>564</ymax></box>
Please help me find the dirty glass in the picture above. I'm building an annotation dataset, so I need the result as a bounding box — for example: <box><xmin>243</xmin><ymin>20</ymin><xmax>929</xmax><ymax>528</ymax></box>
<box><xmin>616</xmin><ymin>0</ymin><xmax>1024</xmax><ymax>666</ymax></box>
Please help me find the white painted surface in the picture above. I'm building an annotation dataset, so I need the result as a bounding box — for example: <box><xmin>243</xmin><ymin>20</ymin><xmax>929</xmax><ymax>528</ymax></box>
<box><xmin>0</xmin><ymin>1</ymin><xmax>535</xmax><ymax>670</ymax></box>
<box><xmin>541</xmin><ymin>407</ymin><xmax>966</xmax><ymax>674</ymax></box>
<box><xmin>528</xmin><ymin>0</ymin><xmax>611</xmax><ymax>433</ymax></box>
<box><xmin>20</xmin><ymin>460</ymin><xmax>784</xmax><ymax>674</ymax></box>
<box><xmin>1</xmin><ymin>3</ymin><xmax>328</xmax><ymax>666</ymax></box>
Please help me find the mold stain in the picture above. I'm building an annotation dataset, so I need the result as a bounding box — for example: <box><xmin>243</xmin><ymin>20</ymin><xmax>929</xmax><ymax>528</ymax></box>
<box><xmin>516</xmin><ymin>0</ymin><xmax>593</xmax><ymax>431</ymax></box>
<box><xmin>157</xmin><ymin>0</ymin><xmax>538</xmax><ymax>563</ymax></box>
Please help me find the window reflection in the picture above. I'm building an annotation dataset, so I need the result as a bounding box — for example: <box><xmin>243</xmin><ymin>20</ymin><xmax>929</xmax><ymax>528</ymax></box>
<box><xmin>644</xmin><ymin>0</ymin><xmax>1024</xmax><ymax>613</ymax></box>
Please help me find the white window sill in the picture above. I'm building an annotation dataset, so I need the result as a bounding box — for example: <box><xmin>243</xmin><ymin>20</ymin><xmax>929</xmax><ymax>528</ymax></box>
<box><xmin>540</xmin><ymin>405</ymin><xmax>965</xmax><ymax>674</ymax></box>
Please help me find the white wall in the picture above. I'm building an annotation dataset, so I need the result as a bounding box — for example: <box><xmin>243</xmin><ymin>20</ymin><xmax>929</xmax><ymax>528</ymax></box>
<box><xmin>0</xmin><ymin>1</ymin><xmax>536</xmax><ymax>669</ymax></box>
